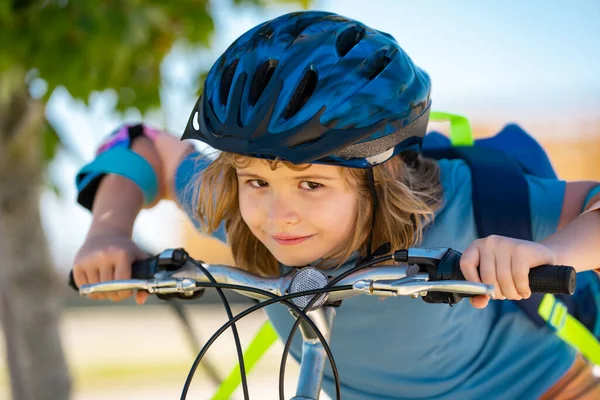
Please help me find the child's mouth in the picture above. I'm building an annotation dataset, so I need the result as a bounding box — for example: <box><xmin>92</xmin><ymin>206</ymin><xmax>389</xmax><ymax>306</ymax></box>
<box><xmin>272</xmin><ymin>234</ymin><xmax>314</xmax><ymax>246</ymax></box>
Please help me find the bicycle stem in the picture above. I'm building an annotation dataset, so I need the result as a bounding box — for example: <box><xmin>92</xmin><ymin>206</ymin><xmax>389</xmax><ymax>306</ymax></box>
<box><xmin>291</xmin><ymin>307</ymin><xmax>336</xmax><ymax>400</ymax></box>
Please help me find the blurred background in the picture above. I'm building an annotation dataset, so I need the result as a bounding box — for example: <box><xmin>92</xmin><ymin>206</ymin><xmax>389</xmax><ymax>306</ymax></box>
<box><xmin>0</xmin><ymin>0</ymin><xmax>599</xmax><ymax>399</ymax></box>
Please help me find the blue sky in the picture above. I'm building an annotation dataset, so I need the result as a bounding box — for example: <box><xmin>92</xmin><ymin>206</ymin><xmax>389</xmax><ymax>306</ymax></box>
<box><xmin>336</xmin><ymin>0</ymin><xmax>599</xmax><ymax>113</ymax></box>
<box><xmin>45</xmin><ymin>0</ymin><xmax>600</xmax><ymax>269</ymax></box>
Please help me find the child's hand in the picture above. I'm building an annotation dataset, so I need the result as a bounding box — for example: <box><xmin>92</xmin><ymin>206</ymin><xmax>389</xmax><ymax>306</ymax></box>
<box><xmin>460</xmin><ymin>235</ymin><xmax>557</xmax><ymax>309</ymax></box>
<box><xmin>73</xmin><ymin>233</ymin><xmax>150</xmax><ymax>304</ymax></box>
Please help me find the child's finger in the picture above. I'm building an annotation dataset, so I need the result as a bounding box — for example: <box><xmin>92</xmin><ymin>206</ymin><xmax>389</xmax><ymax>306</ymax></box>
<box><xmin>99</xmin><ymin>263</ymin><xmax>122</xmax><ymax>302</ymax></box>
<box><xmin>460</xmin><ymin>244</ymin><xmax>482</xmax><ymax>283</ymax></box>
<box><xmin>135</xmin><ymin>290</ymin><xmax>149</xmax><ymax>305</ymax></box>
<box><xmin>113</xmin><ymin>252</ymin><xmax>133</xmax><ymax>301</ymax></box>
<box><xmin>86</xmin><ymin>267</ymin><xmax>107</xmax><ymax>300</ymax></box>
<box><xmin>470</xmin><ymin>295</ymin><xmax>490</xmax><ymax>309</ymax></box>
<box><xmin>512</xmin><ymin>256</ymin><xmax>532</xmax><ymax>299</ymax></box>
<box><xmin>496</xmin><ymin>250</ymin><xmax>521</xmax><ymax>300</ymax></box>
<box><xmin>479</xmin><ymin>248</ymin><xmax>504</xmax><ymax>300</ymax></box>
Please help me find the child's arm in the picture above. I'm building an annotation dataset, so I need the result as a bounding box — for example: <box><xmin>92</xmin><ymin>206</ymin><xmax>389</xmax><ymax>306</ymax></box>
<box><xmin>540</xmin><ymin>181</ymin><xmax>600</xmax><ymax>270</ymax></box>
<box><xmin>73</xmin><ymin>127</ymin><xmax>195</xmax><ymax>303</ymax></box>
<box><xmin>461</xmin><ymin>180</ymin><xmax>600</xmax><ymax>309</ymax></box>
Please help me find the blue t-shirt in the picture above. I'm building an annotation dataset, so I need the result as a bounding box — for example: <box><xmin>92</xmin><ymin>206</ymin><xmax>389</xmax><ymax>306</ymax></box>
<box><xmin>174</xmin><ymin>153</ymin><xmax>575</xmax><ymax>399</ymax></box>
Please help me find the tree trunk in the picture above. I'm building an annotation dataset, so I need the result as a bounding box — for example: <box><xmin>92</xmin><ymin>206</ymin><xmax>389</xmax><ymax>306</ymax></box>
<box><xmin>0</xmin><ymin>76</ymin><xmax>71</xmax><ymax>400</ymax></box>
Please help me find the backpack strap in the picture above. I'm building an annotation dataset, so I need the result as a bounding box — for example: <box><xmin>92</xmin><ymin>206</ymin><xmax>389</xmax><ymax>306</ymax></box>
<box><xmin>422</xmin><ymin>145</ymin><xmax>532</xmax><ymax>240</ymax></box>
<box><xmin>424</xmin><ymin>144</ymin><xmax>556</xmax><ymax>327</ymax></box>
<box><xmin>538</xmin><ymin>294</ymin><xmax>600</xmax><ymax>365</ymax></box>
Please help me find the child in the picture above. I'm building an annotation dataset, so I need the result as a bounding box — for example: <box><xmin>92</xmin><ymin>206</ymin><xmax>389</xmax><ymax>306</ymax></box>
<box><xmin>73</xmin><ymin>11</ymin><xmax>600</xmax><ymax>399</ymax></box>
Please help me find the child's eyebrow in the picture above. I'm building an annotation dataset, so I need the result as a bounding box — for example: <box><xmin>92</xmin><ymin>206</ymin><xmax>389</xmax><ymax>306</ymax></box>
<box><xmin>236</xmin><ymin>172</ymin><xmax>266</xmax><ymax>179</ymax></box>
<box><xmin>236</xmin><ymin>172</ymin><xmax>337</xmax><ymax>180</ymax></box>
<box><xmin>293</xmin><ymin>174</ymin><xmax>337</xmax><ymax>181</ymax></box>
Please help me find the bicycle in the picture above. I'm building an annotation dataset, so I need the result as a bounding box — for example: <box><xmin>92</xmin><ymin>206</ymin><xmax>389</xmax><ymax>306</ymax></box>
<box><xmin>69</xmin><ymin>247</ymin><xmax>575</xmax><ymax>400</ymax></box>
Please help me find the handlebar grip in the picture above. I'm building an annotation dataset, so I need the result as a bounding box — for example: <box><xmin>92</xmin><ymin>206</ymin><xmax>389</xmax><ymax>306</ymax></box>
<box><xmin>527</xmin><ymin>265</ymin><xmax>576</xmax><ymax>295</ymax></box>
<box><xmin>457</xmin><ymin>265</ymin><xmax>576</xmax><ymax>295</ymax></box>
<box><xmin>423</xmin><ymin>248</ymin><xmax>577</xmax><ymax>304</ymax></box>
<box><xmin>68</xmin><ymin>257</ymin><xmax>158</xmax><ymax>291</ymax></box>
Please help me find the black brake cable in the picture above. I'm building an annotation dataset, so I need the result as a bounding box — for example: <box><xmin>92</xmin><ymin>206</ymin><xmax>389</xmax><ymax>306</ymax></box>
<box><xmin>197</xmin><ymin>283</ymin><xmax>350</xmax><ymax>400</ymax></box>
<box><xmin>180</xmin><ymin>278</ymin><xmax>351</xmax><ymax>400</ymax></box>
<box><xmin>278</xmin><ymin>253</ymin><xmax>396</xmax><ymax>399</ymax></box>
<box><xmin>180</xmin><ymin>261</ymin><xmax>251</xmax><ymax>400</ymax></box>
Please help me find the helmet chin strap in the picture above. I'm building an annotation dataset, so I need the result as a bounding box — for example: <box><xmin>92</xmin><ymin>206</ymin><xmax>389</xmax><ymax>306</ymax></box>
<box><xmin>365</xmin><ymin>168</ymin><xmax>378</xmax><ymax>259</ymax></box>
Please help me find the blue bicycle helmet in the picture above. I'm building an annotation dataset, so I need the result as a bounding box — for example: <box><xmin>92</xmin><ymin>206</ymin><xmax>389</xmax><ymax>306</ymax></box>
<box><xmin>182</xmin><ymin>11</ymin><xmax>431</xmax><ymax>168</ymax></box>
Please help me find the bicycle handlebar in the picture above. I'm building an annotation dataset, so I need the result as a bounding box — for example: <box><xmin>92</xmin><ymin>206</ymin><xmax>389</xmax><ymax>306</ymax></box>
<box><xmin>67</xmin><ymin>246</ymin><xmax>576</xmax><ymax>400</ymax></box>
<box><xmin>69</xmin><ymin>247</ymin><xmax>576</xmax><ymax>306</ymax></box>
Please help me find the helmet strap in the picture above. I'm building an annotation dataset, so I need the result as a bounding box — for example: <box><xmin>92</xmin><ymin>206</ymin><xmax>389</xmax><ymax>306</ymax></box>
<box><xmin>365</xmin><ymin>168</ymin><xmax>378</xmax><ymax>259</ymax></box>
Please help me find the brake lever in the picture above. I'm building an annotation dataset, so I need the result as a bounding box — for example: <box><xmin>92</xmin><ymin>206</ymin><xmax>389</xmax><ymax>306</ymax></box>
<box><xmin>79</xmin><ymin>277</ymin><xmax>198</xmax><ymax>297</ymax></box>
<box><xmin>80</xmin><ymin>279</ymin><xmax>155</xmax><ymax>295</ymax></box>
<box><xmin>392</xmin><ymin>280</ymin><xmax>494</xmax><ymax>297</ymax></box>
<box><xmin>353</xmin><ymin>274</ymin><xmax>494</xmax><ymax>298</ymax></box>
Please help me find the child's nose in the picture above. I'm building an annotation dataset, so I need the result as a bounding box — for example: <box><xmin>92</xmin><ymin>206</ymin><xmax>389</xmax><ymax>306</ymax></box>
<box><xmin>267</xmin><ymin>192</ymin><xmax>300</xmax><ymax>226</ymax></box>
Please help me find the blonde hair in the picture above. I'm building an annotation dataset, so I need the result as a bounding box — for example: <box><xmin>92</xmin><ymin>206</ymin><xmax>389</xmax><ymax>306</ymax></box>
<box><xmin>193</xmin><ymin>152</ymin><xmax>443</xmax><ymax>276</ymax></box>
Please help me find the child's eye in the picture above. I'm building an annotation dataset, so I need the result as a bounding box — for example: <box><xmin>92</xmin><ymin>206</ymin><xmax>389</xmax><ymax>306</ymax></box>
<box><xmin>299</xmin><ymin>181</ymin><xmax>323</xmax><ymax>191</ymax></box>
<box><xmin>248</xmin><ymin>179</ymin><xmax>269</xmax><ymax>188</ymax></box>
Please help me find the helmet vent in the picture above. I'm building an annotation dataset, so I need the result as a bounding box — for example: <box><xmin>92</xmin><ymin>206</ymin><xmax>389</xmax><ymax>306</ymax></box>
<box><xmin>249</xmin><ymin>23</ymin><xmax>276</xmax><ymax>48</ymax></box>
<box><xmin>282</xmin><ymin>17</ymin><xmax>316</xmax><ymax>39</ymax></box>
<box><xmin>336</xmin><ymin>26</ymin><xmax>365</xmax><ymax>57</ymax></box>
<box><xmin>284</xmin><ymin>69</ymin><xmax>318</xmax><ymax>120</ymax></box>
<box><xmin>219</xmin><ymin>59</ymin><xmax>239</xmax><ymax>107</ymax></box>
<box><xmin>364</xmin><ymin>50</ymin><xmax>393</xmax><ymax>81</ymax></box>
<box><xmin>249</xmin><ymin>60</ymin><xmax>279</xmax><ymax>106</ymax></box>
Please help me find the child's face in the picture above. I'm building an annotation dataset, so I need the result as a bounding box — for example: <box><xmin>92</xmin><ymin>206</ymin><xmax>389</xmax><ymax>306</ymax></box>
<box><xmin>237</xmin><ymin>158</ymin><xmax>358</xmax><ymax>267</ymax></box>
